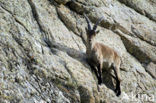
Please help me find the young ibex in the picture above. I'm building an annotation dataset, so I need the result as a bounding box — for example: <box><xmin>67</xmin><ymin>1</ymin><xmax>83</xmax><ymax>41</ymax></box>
<box><xmin>84</xmin><ymin>14</ymin><xmax>122</xmax><ymax>96</ymax></box>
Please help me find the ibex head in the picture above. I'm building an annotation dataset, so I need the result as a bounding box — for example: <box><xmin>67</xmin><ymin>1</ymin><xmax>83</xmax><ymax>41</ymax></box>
<box><xmin>84</xmin><ymin>14</ymin><xmax>104</xmax><ymax>41</ymax></box>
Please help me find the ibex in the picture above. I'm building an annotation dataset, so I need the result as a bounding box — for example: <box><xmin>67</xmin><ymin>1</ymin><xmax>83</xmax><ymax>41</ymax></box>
<box><xmin>84</xmin><ymin>14</ymin><xmax>122</xmax><ymax>96</ymax></box>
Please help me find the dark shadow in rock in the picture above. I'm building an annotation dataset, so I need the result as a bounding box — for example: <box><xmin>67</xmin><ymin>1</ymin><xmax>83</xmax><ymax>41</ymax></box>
<box><xmin>102</xmin><ymin>69</ymin><xmax>116</xmax><ymax>92</ymax></box>
<box><xmin>42</xmin><ymin>34</ymin><xmax>89</xmax><ymax>68</ymax></box>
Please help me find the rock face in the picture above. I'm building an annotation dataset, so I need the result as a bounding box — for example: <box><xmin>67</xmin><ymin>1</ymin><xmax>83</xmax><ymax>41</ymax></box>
<box><xmin>0</xmin><ymin>0</ymin><xmax>156</xmax><ymax>103</ymax></box>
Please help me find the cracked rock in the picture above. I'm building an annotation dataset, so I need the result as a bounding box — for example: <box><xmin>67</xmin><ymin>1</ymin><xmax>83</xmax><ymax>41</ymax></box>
<box><xmin>0</xmin><ymin>0</ymin><xmax>156</xmax><ymax>103</ymax></box>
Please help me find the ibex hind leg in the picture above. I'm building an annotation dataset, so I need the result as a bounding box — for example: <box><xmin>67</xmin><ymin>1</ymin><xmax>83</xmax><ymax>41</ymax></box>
<box><xmin>113</xmin><ymin>65</ymin><xmax>121</xmax><ymax>96</ymax></box>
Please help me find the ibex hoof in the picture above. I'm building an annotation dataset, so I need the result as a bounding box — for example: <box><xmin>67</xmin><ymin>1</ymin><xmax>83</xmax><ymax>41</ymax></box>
<box><xmin>115</xmin><ymin>89</ymin><xmax>121</xmax><ymax>97</ymax></box>
<box><xmin>98</xmin><ymin>81</ymin><xmax>102</xmax><ymax>85</ymax></box>
<box><xmin>98</xmin><ymin>79</ymin><xmax>103</xmax><ymax>85</ymax></box>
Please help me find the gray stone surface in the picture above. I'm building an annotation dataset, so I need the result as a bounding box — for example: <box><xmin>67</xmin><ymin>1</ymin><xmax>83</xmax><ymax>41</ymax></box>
<box><xmin>0</xmin><ymin>0</ymin><xmax>156</xmax><ymax>103</ymax></box>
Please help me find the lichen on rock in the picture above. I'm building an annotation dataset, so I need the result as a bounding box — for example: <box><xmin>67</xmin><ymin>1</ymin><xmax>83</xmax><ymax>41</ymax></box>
<box><xmin>0</xmin><ymin>0</ymin><xmax>156</xmax><ymax>103</ymax></box>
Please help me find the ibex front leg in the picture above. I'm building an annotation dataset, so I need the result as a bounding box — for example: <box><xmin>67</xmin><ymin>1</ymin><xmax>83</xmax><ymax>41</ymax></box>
<box><xmin>87</xmin><ymin>59</ymin><xmax>100</xmax><ymax>82</ymax></box>
<box><xmin>97</xmin><ymin>61</ymin><xmax>103</xmax><ymax>85</ymax></box>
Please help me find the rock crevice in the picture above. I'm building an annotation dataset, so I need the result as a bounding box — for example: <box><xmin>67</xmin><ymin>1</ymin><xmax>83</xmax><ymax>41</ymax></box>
<box><xmin>0</xmin><ymin>0</ymin><xmax>156</xmax><ymax>103</ymax></box>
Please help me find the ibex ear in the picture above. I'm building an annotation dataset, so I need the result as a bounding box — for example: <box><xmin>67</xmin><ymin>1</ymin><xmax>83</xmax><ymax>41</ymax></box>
<box><xmin>96</xmin><ymin>30</ymin><xmax>100</xmax><ymax>34</ymax></box>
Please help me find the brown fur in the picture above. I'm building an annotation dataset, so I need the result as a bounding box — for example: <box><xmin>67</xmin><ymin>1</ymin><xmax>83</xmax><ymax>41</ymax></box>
<box><xmin>89</xmin><ymin>42</ymin><xmax>122</xmax><ymax>81</ymax></box>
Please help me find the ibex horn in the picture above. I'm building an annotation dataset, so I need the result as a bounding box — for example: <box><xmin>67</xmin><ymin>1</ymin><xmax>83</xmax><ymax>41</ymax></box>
<box><xmin>84</xmin><ymin>13</ymin><xmax>92</xmax><ymax>31</ymax></box>
<box><xmin>93</xmin><ymin>16</ymin><xmax>104</xmax><ymax>31</ymax></box>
